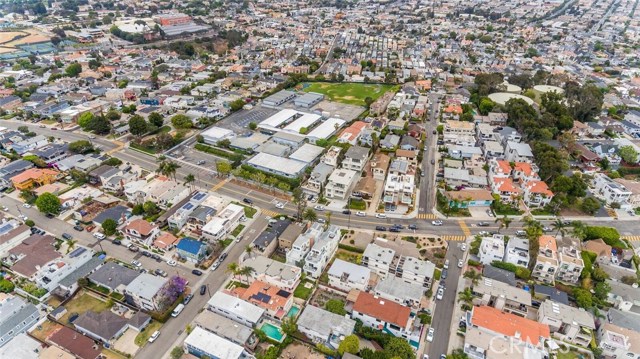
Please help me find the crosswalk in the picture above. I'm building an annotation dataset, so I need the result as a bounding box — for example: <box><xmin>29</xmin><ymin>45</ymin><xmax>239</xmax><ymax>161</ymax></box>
<box><xmin>210</xmin><ymin>178</ymin><xmax>229</xmax><ymax>192</ymax></box>
<box><xmin>621</xmin><ymin>235</ymin><xmax>640</xmax><ymax>241</ymax></box>
<box><xmin>416</xmin><ymin>213</ymin><xmax>438</xmax><ymax>219</ymax></box>
<box><xmin>458</xmin><ymin>219</ymin><xmax>472</xmax><ymax>237</ymax></box>
<box><xmin>442</xmin><ymin>235</ymin><xmax>467</xmax><ymax>241</ymax></box>
<box><xmin>261</xmin><ymin>209</ymin><xmax>281</xmax><ymax>218</ymax></box>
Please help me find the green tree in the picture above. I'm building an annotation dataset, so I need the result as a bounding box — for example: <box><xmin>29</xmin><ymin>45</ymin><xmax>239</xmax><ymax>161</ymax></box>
<box><xmin>77</xmin><ymin>112</ymin><xmax>94</xmax><ymax>130</ymax></box>
<box><xmin>24</xmin><ymin>219</ymin><xmax>35</xmax><ymax>227</ymax></box>
<box><xmin>384</xmin><ymin>337</ymin><xmax>414</xmax><ymax>359</ymax></box>
<box><xmin>303</xmin><ymin>208</ymin><xmax>317</xmax><ymax>222</ymax></box>
<box><xmin>68</xmin><ymin>140</ymin><xmax>94</xmax><ymax>154</ymax></box>
<box><xmin>0</xmin><ymin>278</ymin><xmax>15</xmax><ymax>293</ymax></box>
<box><xmin>216</xmin><ymin>161</ymin><xmax>232</xmax><ymax>175</ymax></box>
<box><xmin>65</xmin><ymin>63</ymin><xmax>83</xmax><ymax>77</ymax></box>
<box><xmin>325</xmin><ymin>299</ymin><xmax>346</xmax><ymax>315</ymax></box>
<box><xmin>580</xmin><ymin>197</ymin><xmax>601</xmax><ymax>215</ymax></box>
<box><xmin>132</xmin><ymin>204</ymin><xmax>144</xmax><ymax>215</ymax></box>
<box><xmin>148</xmin><ymin>112</ymin><xmax>164</xmax><ymax>127</ymax></box>
<box><xmin>292</xmin><ymin>187</ymin><xmax>306</xmax><ymax>222</ymax></box>
<box><xmin>230</xmin><ymin>99</ymin><xmax>246</xmax><ymax>111</ymax></box>
<box><xmin>171</xmin><ymin>114</ymin><xmax>193</xmax><ymax>129</ymax></box>
<box><xmin>128</xmin><ymin>115</ymin><xmax>148</xmax><ymax>139</ymax></box>
<box><xmin>143</xmin><ymin>201</ymin><xmax>158</xmax><ymax>214</ymax></box>
<box><xmin>280</xmin><ymin>316</ymin><xmax>297</xmax><ymax>335</ymax></box>
<box><xmin>170</xmin><ymin>347</ymin><xmax>184</xmax><ymax>359</ymax></box>
<box><xmin>184</xmin><ymin>173</ymin><xmax>196</xmax><ymax>191</ymax></box>
<box><xmin>619</xmin><ymin>145</ymin><xmax>639</xmax><ymax>164</ymax></box>
<box><xmin>105</xmin><ymin>108</ymin><xmax>121</xmax><ymax>121</ymax></box>
<box><xmin>573</xmin><ymin>288</ymin><xmax>593</xmax><ymax>308</ymax></box>
<box><xmin>594</xmin><ymin>281</ymin><xmax>611</xmax><ymax>300</ymax></box>
<box><xmin>102</xmin><ymin>218</ymin><xmax>117</xmax><ymax>236</ymax></box>
<box><xmin>478</xmin><ymin>97</ymin><xmax>495</xmax><ymax>115</ymax></box>
<box><xmin>495</xmin><ymin>215</ymin><xmax>512</xmax><ymax>233</ymax></box>
<box><xmin>249</xmin><ymin>122</ymin><xmax>257</xmax><ymax>130</ymax></box>
<box><xmin>35</xmin><ymin>192</ymin><xmax>61</xmax><ymax>215</ymax></box>
<box><xmin>338</xmin><ymin>335</ymin><xmax>360</xmax><ymax>356</ymax></box>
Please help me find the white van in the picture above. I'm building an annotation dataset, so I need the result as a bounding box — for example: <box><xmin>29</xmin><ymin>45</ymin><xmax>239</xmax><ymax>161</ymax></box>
<box><xmin>171</xmin><ymin>303</ymin><xmax>185</xmax><ymax>317</ymax></box>
<box><xmin>93</xmin><ymin>232</ymin><xmax>106</xmax><ymax>240</ymax></box>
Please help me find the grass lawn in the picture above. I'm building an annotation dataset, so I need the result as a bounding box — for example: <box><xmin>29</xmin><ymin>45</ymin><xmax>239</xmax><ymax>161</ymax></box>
<box><xmin>102</xmin><ymin>349</ymin><xmax>128</xmax><ymax>359</ymax></box>
<box><xmin>61</xmin><ymin>292</ymin><xmax>110</xmax><ymax>323</ymax></box>
<box><xmin>135</xmin><ymin>320</ymin><xmax>163</xmax><ymax>346</ymax></box>
<box><xmin>270</xmin><ymin>252</ymin><xmax>286</xmax><ymax>263</ymax></box>
<box><xmin>233</xmin><ymin>202</ymin><xmax>257</xmax><ymax>218</ymax></box>
<box><xmin>293</xmin><ymin>280</ymin><xmax>315</xmax><ymax>300</ymax></box>
<box><xmin>556</xmin><ymin>350</ymin><xmax>584</xmax><ymax>359</ymax></box>
<box><xmin>335</xmin><ymin>249</ymin><xmax>362</xmax><ymax>265</ymax></box>
<box><xmin>302</xmin><ymin>82</ymin><xmax>397</xmax><ymax>106</ymax></box>
<box><xmin>30</xmin><ymin>320</ymin><xmax>62</xmax><ymax>341</ymax></box>
<box><xmin>231</xmin><ymin>224</ymin><xmax>245</xmax><ymax>237</ymax></box>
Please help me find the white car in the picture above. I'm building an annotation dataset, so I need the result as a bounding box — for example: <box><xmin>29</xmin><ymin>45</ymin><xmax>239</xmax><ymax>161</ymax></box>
<box><xmin>355</xmin><ymin>211</ymin><xmax>366</xmax><ymax>217</ymax></box>
<box><xmin>426</xmin><ymin>328</ymin><xmax>435</xmax><ymax>342</ymax></box>
<box><xmin>131</xmin><ymin>260</ymin><xmax>142</xmax><ymax>268</ymax></box>
<box><xmin>211</xmin><ymin>261</ymin><xmax>220</xmax><ymax>271</ymax></box>
<box><xmin>19</xmin><ymin>215</ymin><xmax>28</xmax><ymax>221</ymax></box>
<box><xmin>314</xmin><ymin>205</ymin><xmax>325</xmax><ymax>211</ymax></box>
<box><xmin>443</xmin><ymin>259</ymin><xmax>449</xmax><ymax>269</ymax></box>
<box><xmin>1</xmin><ymin>206</ymin><xmax>8</xmax><ymax>211</ymax></box>
<box><xmin>436</xmin><ymin>287</ymin><xmax>444</xmax><ymax>300</ymax></box>
<box><xmin>93</xmin><ymin>232</ymin><xmax>106</xmax><ymax>240</ymax></box>
<box><xmin>460</xmin><ymin>243</ymin><xmax>467</xmax><ymax>251</ymax></box>
<box><xmin>148</xmin><ymin>330</ymin><xmax>160</xmax><ymax>343</ymax></box>
<box><xmin>375</xmin><ymin>213</ymin><xmax>387</xmax><ymax>219</ymax></box>
<box><xmin>23</xmin><ymin>203</ymin><xmax>31</xmax><ymax>208</ymax></box>
<box><xmin>458</xmin><ymin>259</ymin><xmax>464</xmax><ymax>268</ymax></box>
<box><xmin>89</xmin><ymin>135</ymin><xmax>96</xmax><ymax>139</ymax></box>
<box><xmin>275</xmin><ymin>202</ymin><xmax>284</xmax><ymax>209</ymax></box>
<box><xmin>478</xmin><ymin>231</ymin><xmax>489</xmax><ymax>236</ymax></box>
<box><xmin>166</xmin><ymin>260</ymin><xmax>177</xmax><ymax>267</ymax></box>
<box><xmin>431</xmin><ymin>220</ymin><xmax>443</xmax><ymax>226</ymax></box>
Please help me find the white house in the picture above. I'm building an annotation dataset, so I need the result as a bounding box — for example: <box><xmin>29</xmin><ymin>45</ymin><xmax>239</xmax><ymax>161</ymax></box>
<box><xmin>361</xmin><ymin>243</ymin><xmax>396</xmax><ymax>278</ymax></box>
<box><xmin>242</xmin><ymin>256</ymin><xmax>301</xmax><ymax>292</ymax></box>
<box><xmin>124</xmin><ymin>273</ymin><xmax>168</xmax><ymax>311</ymax></box>
<box><xmin>201</xmin><ymin>203</ymin><xmax>245</xmax><ymax>241</ymax></box>
<box><xmin>327</xmin><ymin>259</ymin><xmax>371</xmax><ymax>292</ymax></box>
<box><xmin>374</xmin><ymin>276</ymin><xmax>424</xmax><ymax>308</ymax></box>
<box><xmin>593</xmin><ymin>173</ymin><xmax>632</xmax><ymax>208</ymax></box>
<box><xmin>505</xmin><ymin>141</ymin><xmax>534</xmax><ymax>163</ymax></box>
<box><xmin>297</xmin><ymin>305</ymin><xmax>356</xmax><ymax>349</ymax></box>
<box><xmin>479</xmin><ymin>235</ymin><xmax>506</xmax><ymax>265</ymax></box>
<box><xmin>207</xmin><ymin>291</ymin><xmax>264</xmax><ymax>328</ymax></box>
<box><xmin>286</xmin><ymin>222</ymin><xmax>323</xmax><ymax>266</ymax></box>
<box><xmin>504</xmin><ymin>237</ymin><xmax>530</xmax><ymax>268</ymax></box>
<box><xmin>324</xmin><ymin>168</ymin><xmax>359</xmax><ymax>200</ymax></box>
<box><xmin>303</xmin><ymin>225</ymin><xmax>341</xmax><ymax>278</ymax></box>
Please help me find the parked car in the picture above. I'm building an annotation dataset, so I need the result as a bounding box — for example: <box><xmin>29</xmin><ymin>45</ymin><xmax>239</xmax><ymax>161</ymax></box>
<box><xmin>486</xmin><ymin>209</ymin><xmax>494</xmax><ymax>217</ymax></box>
<box><xmin>242</xmin><ymin>198</ymin><xmax>253</xmax><ymax>204</ymax></box>
<box><xmin>389</xmin><ymin>227</ymin><xmax>401</xmax><ymax>232</ymax></box>
<box><xmin>436</xmin><ymin>287</ymin><xmax>445</xmax><ymax>300</ymax></box>
<box><xmin>542</xmin><ymin>226</ymin><xmax>552</xmax><ymax>232</ymax></box>
<box><xmin>275</xmin><ymin>202</ymin><xmax>284</xmax><ymax>209</ymax></box>
<box><xmin>375</xmin><ymin>213</ymin><xmax>387</xmax><ymax>219</ymax></box>
<box><xmin>460</xmin><ymin>243</ymin><xmax>467</xmax><ymax>251</ymax></box>
<box><xmin>477</xmin><ymin>222</ymin><xmax>490</xmax><ymax>227</ymax></box>
<box><xmin>45</xmin><ymin>213</ymin><xmax>55</xmax><ymax>219</ymax></box>
<box><xmin>408</xmin><ymin>224</ymin><xmax>418</xmax><ymax>230</ymax></box>
<box><xmin>141</xmin><ymin>251</ymin><xmax>151</xmax><ymax>257</ymax></box>
<box><xmin>171</xmin><ymin>303</ymin><xmax>185</xmax><ymax>317</ymax></box>
<box><xmin>220</xmin><ymin>252</ymin><xmax>228</xmax><ymax>260</ymax></box>
<box><xmin>431</xmin><ymin>220</ymin><xmax>443</xmax><ymax>226</ymax></box>
<box><xmin>515</xmin><ymin>230</ymin><xmax>526</xmax><ymax>237</ymax></box>
<box><xmin>313</xmin><ymin>205</ymin><xmax>325</xmax><ymax>211</ymax></box>
<box><xmin>442</xmin><ymin>269</ymin><xmax>448</xmax><ymax>280</ymax></box>
<box><xmin>392</xmin><ymin>224</ymin><xmax>404</xmax><ymax>229</ymax></box>
<box><xmin>478</xmin><ymin>231</ymin><xmax>489</xmax><ymax>236</ymax></box>
<box><xmin>200</xmin><ymin>285</ymin><xmax>207</xmax><ymax>295</ymax></box>
<box><xmin>93</xmin><ymin>232</ymin><xmax>106</xmax><ymax>240</ymax></box>
<box><xmin>131</xmin><ymin>260</ymin><xmax>142</xmax><ymax>268</ymax></box>
<box><xmin>166</xmin><ymin>260</ymin><xmax>177</xmax><ymax>266</ymax></box>
<box><xmin>192</xmin><ymin>269</ymin><xmax>203</xmax><ymax>276</ymax></box>
<box><xmin>128</xmin><ymin>244</ymin><xmax>139</xmax><ymax>252</ymax></box>
<box><xmin>316</xmin><ymin>218</ymin><xmax>326</xmax><ymax>224</ymax></box>
<box><xmin>196</xmin><ymin>160</ymin><xmax>205</xmax><ymax>165</ymax></box>
<box><xmin>148</xmin><ymin>331</ymin><xmax>160</xmax><ymax>343</ymax></box>
<box><xmin>112</xmin><ymin>239</ymin><xmax>121</xmax><ymax>245</ymax></box>
<box><xmin>183</xmin><ymin>294</ymin><xmax>193</xmax><ymax>305</ymax></box>
<box><xmin>73</xmin><ymin>225</ymin><xmax>84</xmax><ymax>231</ymax></box>
<box><xmin>23</xmin><ymin>203</ymin><xmax>31</xmax><ymax>208</ymax></box>
<box><xmin>444</xmin><ymin>259</ymin><xmax>450</xmax><ymax>269</ymax></box>
<box><xmin>62</xmin><ymin>233</ymin><xmax>72</xmax><ymax>240</ymax></box>
<box><xmin>431</xmin><ymin>159</ymin><xmax>435</xmax><ymax>165</ymax></box>
<box><xmin>1</xmin><ymin>206</ymin><xmax>8</xmax><ymax>211</ymax></box>
<box><xmin>342</xmin><ymin>209</ymin><xmax>351</xmax><ymax>215</ymax></box>
<box><xmin>458</xmin><ymin>259</ymin><xmax>464</xmax><ymax>268</ymax></box>
<box><xmin>211</xmin><ymin>261</ymin><xmax>220</xmax><ymax>271</ymax></box>
<box><xmin>155</xmin><ymin>269</ymin><xmax>167</xmax><ymax>277</ymax></box>
<box><xmin>427</xmin><ymin>328</ymin><xmax>435</xmax><ymax>342</ymax></box>
<box><xmin>355</xmin><ymin>211</ymin><xmax>366</xmax><ymax>217</ymax></box>
<box><xmin>375</xmin><ymin>226</ymin><xmax>387</xmax><ymax>231</ymax></box>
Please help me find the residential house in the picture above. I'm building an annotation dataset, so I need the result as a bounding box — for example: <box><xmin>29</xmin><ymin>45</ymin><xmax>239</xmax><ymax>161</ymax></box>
<box><xmin>175</xmin><ymin>237</ymin><xmax>207</xmax><ymax>263</ymax></box>
<box><xmin>167</xmin><ymin>191</ymin><xmax>209</xmax><ymax>230</ymax></box>
<box><xmin>383</xmin><ymin>160</ymin><xmax>416</xmax><ymax>206</ymax></box>
<box><xmin>124</xmin><ymin>273</ymin><xmax>168</xmax><ymax>311</ymax></box>
<box><xmin>352</xmin><ymin>291</ymin><xmax>420</xmax><ymax>347</ymax></box>
<box><xmin>505</xmin><ymin>141</ymin><xmax>534</xmax><ymax>163</ymax></box>
<box><xmin>73</xmin><ymin>311</ymin><xmax>129</xmax><ymax>344</ymax></box>
<box><xmin>297</xmin><ymin>305</ymin><xmax>356</xmax><ymax>349</ymax></box>
<box><xmin>153</xmin><ymin>232</ymin><xmax>179</xmax><ymax>250</ymax></box>
<box><xmin>207</xmin><ymin>291</ymin><xmax>265</xmax><ymax>328</ymax></box>
<box><xmin>534</xmin><ymin>284</ymin><xmax>570</xmax><ymax>305</ymax></box>
<box><xmin>478</xmin><ymin>235</ymin><xmax>506</xmax><ymax>265</ymax></box>
<box><xmin>322</xmin><ymin>146</ymin><xmax>342</xmax><ymax>167</ymax></box>
<box><xmin>464</xmin><ymin>306</ymin><xmax>550</xmax><ymax>359</ymax></box>
<box><xmin>445</xmin><ymin>168</ymin><xmax>488</xmax><ymax>188</ymax></box>
<box><xmin>7</xmin><ymin>235</ymin><xmax>61</xmax><ymax>279</ymax></box>
<box><xmin>504</xmin><ymin>237</ymin><xmax>530</xmax><ymax>268</ymax></box>
<box><xmin>607</xmin><ymin>280</ymin><xmax>640</xmax><ymax>312</ymax></box>
<box><xmin>241</xmin><ymin>256</ymin><xmax>301</xmax><ymax>292</ymax></box>
<box><xmin>237</xmin><ymin>280</ymin><xmax>293</xmax><ymax>320</ymax></box>
<box><xmin>483</xmin><ymin>265</ymin><xmax>517</xmax><ymax>287</ymax></box>
<box><xmin>327</xmin><ymin>259</ymin><xmax>371</xmax><ymax>292</ymax></box>
<box><xmin>444</xmin><ymin>120</ymin><xmax>475</xmax><ymax>145</ymax></box>
<box><xmin>472</xmin><ymin>277</ymin><xmax>531</xmax><ymax>317</ymax></box>
<box><xmin>523</xmin><ymin>180</ymin><xmax>554</xmax><ymax>208</ymax></box>
<box><xmin>192</xmin><ymin>310</ymin><xmax>254</xmax><ymax>349</ymax></box>
<box><xmin>183</xmin><ymin>327</ymin><xmax>246</xmax><ymax>359</ymax></box>
<box><xmin>399</xmin><ymin>136</ymin><xmax>420</xmax><ymax>151</ymax></box>
<box><xmin>362</xmin><ymin>243</ymin><xmax>396</xmax><ymax>277</ymax></box>
<box><xmin>374</xmin><ymin>276</ymin><xmax>424</xmax><ymax>308</ymax></box>
<box><xmin>277</xmin><ymin>222</ymin><xmax>306</xmax><ymax>252</ymax></box>
<box><xmin>338</xmin><ymin>121</ymin><xmax>367</xmax><ymax>145</ymax></box>
<box><xmin>46</xmin><ymin>326</ymin><xmax>102</xmax><ymax>359</ymax></box>
<box><xmin>324</xmin><ymin>168</ymin><xmax>359</xmax><ymax>200</ymax></box>
<box><xmin>252</xmin><ymin>219</ymin><xmax>290</xmax><ymax>257</ymax></box>
<box><xmin>10</xmin><ymin>168</ymin><xmax>60</xmax><ymax>190</ymax></box>
<box><xmin>0</xmin><ymin>296</ymin><xmax>39</xmax><ymax>348</ymax></box>
<box><xmin>342</xmin><ymin>146</ymin><xmax>369</xmax><ymax>172</ymax></box>
<box><xmin>0</xmin><ymin>160</ymin><xmax>33</xmax><ymax>190</ymax></box>
<box><xmin>202</xmin><ymin>203</ymin><xmax>245</xmax><ymax>241</ymax></box>
<box><xmin>303</xmin><ymin>162</ymin><xmax>334</xmax><ymax>196</ymax></box>
<box><xmin>555</xmin><ymin>244</ymin><xmax>584</xmax><ymax>284</ymax></box>
<box><xmin>303</xmin><ymin>225</ymin><xmax>341</xmax><ymax>278</ymax></box>
<box><xmin>614</xmin><ymin>178</ymin><xmax>640</xmax><ymax>207</ymax></box>
<box><xmin>146</xmin><ymin>179</ymin><xmax>190</xmax><ymax>210</ymax></box>
<box><xmin>597</xmin><ymin>309</ymin><xmax>640</xmax><ymax>359</ymax></box>
<box><xmin>370</xmin><ymin>153</ymin><xmax>391</xmax><ymax>181</ymax></box>
<box><xmin>533</xmin><ymin>236</ymin><xmax>559</xmax><ymax>285</ymax></box>
<box><xmin>0</xmin><ymin>219</ymin><xmax>30</xmax><ymax>257</ymax></box>
<box><xmin>124</xmin><ymin>219</ymin><xmax>160</xmax><ymax>245</ymax></box>
<box><xmin>395</xmin><ymin>256</ymin><xmax>436</xmax><ymax>289</ymax></box>
<box><xmin>594</xmin><ymin>173</ymin><xmax>632</xmax><ymax>207</ymax></box>
<box><xmin>88</xmin><ymin>262</ymin><xmax>140</xmax><ymax>293</ymax></box>
<box><xmin>538</xmin><ymin>300</ymin><xmax>594</xmax><ymax>347</ymax></box>
<box><xmin>286</xmin><ymin>222</ymin><xmax>323</xmax><ymax>266</ymax></box>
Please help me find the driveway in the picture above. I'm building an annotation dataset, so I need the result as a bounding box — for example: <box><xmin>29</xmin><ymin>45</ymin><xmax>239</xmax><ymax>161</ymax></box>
<box><xmin>113</xmin><ymin>328</ymin><xmax>139</xmax><ymax>356</ymax></box>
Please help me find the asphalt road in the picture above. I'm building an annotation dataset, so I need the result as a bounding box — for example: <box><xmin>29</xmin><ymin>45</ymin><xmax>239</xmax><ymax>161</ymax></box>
<box><xmin>419</xmin><ymin>93</ymin><xmax>442</xmax><ymax>215</ymax></box>
<box><xmin>426</xmin><ymin>242</ymin><xmax>466</xmax><ymax>358</ymax></box>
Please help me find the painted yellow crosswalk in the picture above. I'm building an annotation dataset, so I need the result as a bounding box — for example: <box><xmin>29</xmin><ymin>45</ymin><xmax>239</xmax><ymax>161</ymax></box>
<box><xmin>210</xmin><ymin>178</ymin><xmax>229</xmax><ymax>192</ymax></box>
<box><xmin>442</xmin><ymin>235</ymin><xmax>467</xmax><ymax>241</ymax></box>
<box><xmin>416</xmin><ymin>213</ymin><xmax>438</xmax><ymax>219</ymax></box>
<box><xmin>458</xmin><ymin>219</ymin><xmax>472</xmax><ymax>237</ymax></box>
<box><xmin>261</xmin><ymin>209</ymin><xmax>281</xmax><ymax>218</ymax></box>
<box><xmin>621</xmin><ymin>235</ymin><xmax>640</xmax><ymax>241</ymax></box>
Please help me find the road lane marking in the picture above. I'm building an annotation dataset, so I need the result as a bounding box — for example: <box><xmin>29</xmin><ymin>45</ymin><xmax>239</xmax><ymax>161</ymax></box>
<box><xmin>458</xmin><ymin>219</ymin><xmax>471</xmax><ymax>237</ymax></box>
<box><xmin>416</xmin><ymin>213</ymin><xmax>437</xmax><ymax>219</ymax></box>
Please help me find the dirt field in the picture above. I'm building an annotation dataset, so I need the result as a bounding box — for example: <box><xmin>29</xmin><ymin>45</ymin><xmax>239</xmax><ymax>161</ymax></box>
<box><xmin>280</xmin><ymin>343</ymin><xmax>326</xmax><ymax>359</ymax></box>
<box><xmin>0</xmin><ymin>31</ymin><xmax>26</xmax><ymax>44</ymax></box>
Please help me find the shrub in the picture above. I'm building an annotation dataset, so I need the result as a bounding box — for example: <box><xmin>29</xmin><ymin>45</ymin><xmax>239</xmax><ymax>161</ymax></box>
<box><xmin>338</xmin><ymin>243</ymin><xmax>364</xmax><ymax>253</ymax></box>
<box><xmin>584</xmin><ymin>226</ymin><xmax>625</xmax><ymax>247</ymax></box>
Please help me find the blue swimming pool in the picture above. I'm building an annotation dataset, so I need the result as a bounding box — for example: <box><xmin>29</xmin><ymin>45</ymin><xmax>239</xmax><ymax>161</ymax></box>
<box><xmin>261</xmin><ymin>323</ymin><xmax>285</xmax><ymax>342</ymax></box>
<box><xmin>286</xmin><ymin>306</ymin><xmax>300</xmax><ymax>319</ymax></box>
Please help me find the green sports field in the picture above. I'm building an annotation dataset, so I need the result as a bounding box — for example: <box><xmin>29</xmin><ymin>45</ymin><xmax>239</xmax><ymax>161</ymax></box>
<box><xmin>302</xmin><ymin>82</ymin><xmax>397</xmax><ymax>106</ymax></box>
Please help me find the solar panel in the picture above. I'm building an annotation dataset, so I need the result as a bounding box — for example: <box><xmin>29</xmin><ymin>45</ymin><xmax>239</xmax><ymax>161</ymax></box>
<box><xmin>193</xmin><ymin>192</ymin><xmax>207</xmax><ymax>201</ymax></box>
<box><xmin>252</xmin><ymin>292</ymin><xmax>271</xmax><ymax>303</ymax></box>
<box><xmin>276</xmin><ymin>290</ymin><xmax>291</xmax><ymax>298</ymax></box>
<box><xmin>69</xmin><ymin>247</ymin><xmax>87</xmax><ymax>258</ymax></box>
<box><xmin>183</xmin><ymin>203</ymin><xmax>194</xmax><ymax>210</ymax></box>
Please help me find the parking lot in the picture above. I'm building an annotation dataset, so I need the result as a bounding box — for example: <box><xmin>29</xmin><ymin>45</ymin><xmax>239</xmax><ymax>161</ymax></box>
<box><xmin>217</xmin><ymin>106</ymin><xmax>279</xmax><ymax>134</ymax></box>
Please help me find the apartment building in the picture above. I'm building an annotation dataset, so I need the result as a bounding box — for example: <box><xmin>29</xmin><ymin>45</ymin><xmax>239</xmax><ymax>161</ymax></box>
<box><xmin>201</xmin><ymin>203</ymin><xmax>245</xmax><ymax>241</ymax></box>
<box><xmin>370</xmin><ymin>153</ymin><xmax>391</xmax><ymax>181</ymax></box>
<box><xmin>242</xmin><ymin>256</ymin><xmax>301</xmax><ymax>292</ymax></box>
<box><xmin>362</xmin><ymin>243</ymin><xmax>396</xmax><ymax>277</ymax></box>
<box><xmin>594</xmin><ymin>173</ymin><xmax>632</xmax><ymax>207</ymax></box>
<box><xmin>444</xmin><ymin>120</ymin><xmax>475</xmax><ymax>144</ymax></box>
<box><xmin>478</xmin><ymin>235</ymin><xmax>506</xmax><ymax>265</ymax></box>
<box><xmin>504</xmin><ymin>237</ymin><xmax>530</xmax><ymax>268</ymax></box>
<box><xmin>538</xmin><ymin>300</ymin><xmax>594</xmax><ymax>347</ymax></box>
<box><xmin>555</xmin><ymin>245</ymin><xmax>584</xmax><ymax>284</ymax></box>
<box><xmin>286</xmin><ymin>222</ymin><xmax>324</xmax><ymax>267</ymax></box>
<box><xmin>302</xmin><ymin>225</ymin><xmax>341</xmax><ymax>278</ymax></box>
<box><xmin>327</xmin><ymin>259</ymin><xmax>371</xmax><ymax>292</ymax></box>
<box><xmin>324</xmin><ymin>168</ymin><xmax>359</xmax><ymax>200</ymax></box>
<box><xmin>533</xmin><ymin>236</ymin><xmax>559</xmax><ymax>285</ymax></box>
<box><xmin>207</xmin><ymin>291</ymin><xmax>265</xmax><ymax>328</ymax></box>
<box><xmin>342</xmin><ymin>146</ymin><xmax>369</xmax><ymax>172</ymax></box>
<box><xmin>472</xmin><ymin>277</ymin><xmax>531</xmax><ymax>317</ymax></box>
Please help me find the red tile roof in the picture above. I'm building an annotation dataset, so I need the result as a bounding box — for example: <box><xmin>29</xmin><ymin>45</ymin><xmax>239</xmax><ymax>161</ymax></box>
<box><xmin>47</xmin><ymin>326</ymin><xmax>101</xmax><ymax>359</ymax></box>
<box><xmin>353</xmin><ymin>292</ymin><xmax>411</xmax><ymax>328</ymax></box>
<box><xmin>471</xmin><ymin>306</ymin><xmax>550</xmax><ymax>346</ymax></box>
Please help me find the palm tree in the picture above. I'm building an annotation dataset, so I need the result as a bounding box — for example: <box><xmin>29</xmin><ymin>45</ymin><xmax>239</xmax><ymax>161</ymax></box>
<box><xmin>239</xmin><ymin>266</ymin><xmax>255</xmax><ymax>283</ymax></box>
<box><xmin>571</xmin><ymin>220</ymin><xmax>587</xmax><ymax>241</ymax></box>
<box><xmin>184</xmin><ymin>173</ymin><xmax>195</xmax><ymax>191</ymax></box>
<box><xmin>66</xmin><ymin>239</ymin><xmax>77</xmax><ymax>254</ymax></box>
<box><xmin>463</xmin><ymin>270</ymin><xmax>482</xmax><ymax>285</ymax></box>
<box><xmin>163</xmin><ymin>160</ymin><xmax>180</xmax><ymax>180</ymax></box>
<box><xmin>225</xmin><ymin>262</ymin><xmax>239</xmax><ymax>280</ymax></box>
<box><xmin>495</xmin><ymin>215</ymin><xmax>512</xmax><ymax>233</ymax></box>
<box><xmin>303</xmin><ymin>208</ymin><xmax>317</xmax><ymax>222</ymax></box>
<box><xmin>458</xmin><ymin>288</ymin><xmax>474</xmax><ymax>304</ymax></box>
<box><xmin>245</xmin><ymin>245</ymin><xmax>254</xmax><ymax>260</ymax></box>
<box><xmin>552</xmin><ymin>218</ymin><xmax>567</xmax><ymax>238</ymax></box>
<box><xmin>324</xmin><ymin>211</ymin><xmax>332</xmax><ymax>229</ymax></box>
